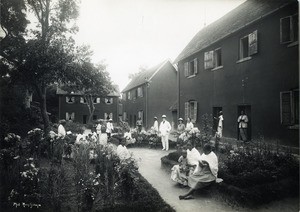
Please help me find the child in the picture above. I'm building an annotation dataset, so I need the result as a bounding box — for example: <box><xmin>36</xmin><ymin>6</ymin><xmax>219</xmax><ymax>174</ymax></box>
<box><xmin>178</xmin><ymin>150</ymin><xmax>189</xmax><ymax>176</ymax></box>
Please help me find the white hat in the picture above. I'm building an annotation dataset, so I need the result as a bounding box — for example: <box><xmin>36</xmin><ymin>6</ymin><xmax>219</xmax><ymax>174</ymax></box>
<box><xmin>109</xmin><ymin>119</ymin><xmax>112</xmax><ymax>121</ymax></box>
<box><xmin>162</xmin><ymin>115</ymin><xmax>166</xmax><ymax>118</ymax></box>
<box><xmin>178</xmin><ymin>118</ymin><xmax>183</xmax><ymax>121</ymax></box>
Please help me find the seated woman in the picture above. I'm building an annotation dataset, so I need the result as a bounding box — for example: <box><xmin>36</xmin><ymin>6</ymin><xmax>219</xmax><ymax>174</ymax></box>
<box><xmin>179</xmin><ymin>144</ymin><xmax>218</xmax><ymax>200</ymax></box>
<box><xmin>171</xmin><ymin>141</ymin><xmax>201</xmax><ymax>186</ymax></box>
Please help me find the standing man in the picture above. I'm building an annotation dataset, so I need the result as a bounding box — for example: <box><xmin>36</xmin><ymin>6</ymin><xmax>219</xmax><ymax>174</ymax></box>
<box><xmin>159</xmin><ymin>115</ymin><xmax>171</xmax><ymax>151</ymax></box>
<box><xmin>237</xmin><ymin>110</ymin><xmax>249</xmax><ymax>142</ymax></box>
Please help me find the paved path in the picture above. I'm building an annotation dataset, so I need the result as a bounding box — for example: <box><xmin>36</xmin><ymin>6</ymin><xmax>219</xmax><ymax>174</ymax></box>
<box><xmin>130</xmin><ymin>147</ymin><xmax>299</xmax><ymax>212</ymax></box>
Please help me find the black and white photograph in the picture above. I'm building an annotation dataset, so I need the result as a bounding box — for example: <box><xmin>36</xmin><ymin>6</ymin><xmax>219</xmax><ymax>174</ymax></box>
<box><xmin>0</xmin><ymin>0</ymin><xmax>299</xmax><ymax>211</ymax></box>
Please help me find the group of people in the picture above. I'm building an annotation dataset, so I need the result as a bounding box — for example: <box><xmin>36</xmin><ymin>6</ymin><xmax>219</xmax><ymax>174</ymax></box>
<box><xmin>171</xmin><ymin>142</ymin><xmax>219</xmax><ymax>200</ymax></box>
<box><xmin>214</xmin><ymin>110</ymin><xmax>249</xmax><ymax>142</ymax></box>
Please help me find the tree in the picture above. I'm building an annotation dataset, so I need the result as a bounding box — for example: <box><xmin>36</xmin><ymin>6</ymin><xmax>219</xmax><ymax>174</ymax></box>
<box><xmin>61</xmin><ymin>50</ymin><xmax>114</xmax><ymax>124</ymax></box>
<box><xmin>128</xmin><ymin>65</ymin><xmax>148</xmax><ymax>80</ymax></box>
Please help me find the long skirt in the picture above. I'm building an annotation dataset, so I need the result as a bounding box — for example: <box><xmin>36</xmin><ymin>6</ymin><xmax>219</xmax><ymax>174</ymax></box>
<box><xmin>188</xmin><ymin>166</ymin><xmax>215</xmax><ymax>189</ymax></box>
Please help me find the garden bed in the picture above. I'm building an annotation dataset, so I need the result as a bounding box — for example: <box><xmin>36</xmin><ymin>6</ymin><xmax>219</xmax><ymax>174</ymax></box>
<box><xmin>161</xmin><ymin>147</ymin><xmax>299</xmax><ymax>208</ymax></box>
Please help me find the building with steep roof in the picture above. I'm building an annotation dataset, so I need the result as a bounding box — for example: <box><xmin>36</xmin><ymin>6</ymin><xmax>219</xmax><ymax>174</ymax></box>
<box><xmin>122</xmin><ymin>60</ymin><xmax>177</xmax><ymax>129</ymax></box>
<box><xmin>176</xmin><ymin>0</ymin><xmax>298</xmax><ymax>146</ymax></box>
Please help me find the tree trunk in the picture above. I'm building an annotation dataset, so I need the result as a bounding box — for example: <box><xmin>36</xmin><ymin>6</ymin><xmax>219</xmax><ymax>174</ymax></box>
<box><xmin>36</xmin><ymin>85</ymin><xmax>50</xmax><ymax>133</ymax></box>
<box><xmin>85</xmin><ymin>95</ymin><xmax>95</xmax><ymax>124</ymax></box>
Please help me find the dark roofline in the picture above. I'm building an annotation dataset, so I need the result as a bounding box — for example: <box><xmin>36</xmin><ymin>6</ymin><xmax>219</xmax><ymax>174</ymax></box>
<box><xmin>121</xmin><ymin>60</ymin><xmax>173</xmax><ymax>92</ymax></box>
<box><xmin>174</xmin><ymin>0</ymin><xmax>295</xmax><ymax>63</ymax></box>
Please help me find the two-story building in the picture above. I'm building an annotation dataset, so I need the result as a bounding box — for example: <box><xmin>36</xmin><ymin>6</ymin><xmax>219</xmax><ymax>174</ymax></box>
<box><xmin>175</xmin><ymin>0</ymin><xmax>298</xmax><ymax>146</ymax></box>
<box><xmin>122</xmin><ymin>60</ymin><xmax>177</xmax><ymax>129</ymax></box>
<box><xmin>57</xmin><ymin>88</ymin><xmax>120</xmax><ymax>124</ymax></box>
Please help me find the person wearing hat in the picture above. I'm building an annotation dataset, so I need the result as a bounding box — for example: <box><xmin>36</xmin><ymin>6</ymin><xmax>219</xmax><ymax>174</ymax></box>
<box><xmin>106</xmin><ymin>119</ymin><xmax>114</xmax><ymax>139</ymax></box>
<box><xmin>58</xmin><ymin>119</ymin><xmax>67</xmax><ymax>139</ymax></box>
<box><xmin>177</xmin><ymin>118</ymin><xmax>185</xmax><ymax>134</ymax></box>
<box><xmin>151</xmin><ymin>116</ymin><xmax>159</xmax><ymax>134</ymax></box>
<box><xmin>159</xmin><ymin>115</ymin><xmax>171</xmax><ymax>151</ymax></box>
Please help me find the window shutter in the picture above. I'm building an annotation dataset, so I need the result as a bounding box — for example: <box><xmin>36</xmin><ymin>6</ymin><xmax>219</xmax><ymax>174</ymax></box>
<box><xmin>184</xmin><ymin>62</ymin><xmax>189</xmax><ymax>77</ymax></box>
<box><xmin>185</xmin><ymin>102</ymin><xmax>189</xmax><ymax>120</ymax></box>
<box><xmin>96</xmin><ymin>98</ymin><xmax>100</xmax><ymax>103</ymax></box>
<box><xmin>204</xmin><ymin>51</ymin><xmax>214</xmax><ymax>69</ymax></box>
<box><xmin>280</xmin><ymin>91</ymin><xmax>293</xmax><ymax>125</ymax></box>
<box><xmin>66</xmin><ymin>112</ymin><xmax>69</xmax><ymax>120</ymax></box>
<box><xmin>194</xmin><ymin>58</ymin><xmax>198</xmax><ymax>74</ymax></box>
<box><xmin>249</xmin><ymin>30</ymin><xmax>258</xmax><ymax>55</ymax></box>
<box><xmin>110</xmin><ymin>113</ymin><xmax>113</xmax><ymax>121</ymax></box>
<box><xmin>71</xmin><ymin>112</ymin><xmax>75</xmax><ymax>120</ymax></box>
<box><xmin>104</xmin><ymin>113</ymin><xmax>107</xmax><ymax>119</ymax></box>
<box><xmin>80</xmin><ymin>97</ymin><xmax>84</xmax><ymax>103</ymax></box>
<box><xmin>193</xmin><ymin>101</ymin><xmax>198</xmax><ymax>123</ymax></box>
<box><xmin>280</xmin><ymin>16</ymin><xmax>292</xmax><ymax>43</ymax></box>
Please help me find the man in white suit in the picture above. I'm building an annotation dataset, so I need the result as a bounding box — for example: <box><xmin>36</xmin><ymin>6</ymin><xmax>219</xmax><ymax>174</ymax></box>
<box><xmin>159</xmin><ymin>115</ymin><xmax>171</xmax><ymax>151</ymax></box>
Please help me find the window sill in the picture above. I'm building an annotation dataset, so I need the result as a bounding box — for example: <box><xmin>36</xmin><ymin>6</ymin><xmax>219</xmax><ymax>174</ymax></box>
<box><xmin>287</xmin><ymin>41</ymin><xmax>298</xmax><ymax>47</ymax></box>
<box><xmin>212</xmin><ymin>66</ymin><xmax>223</xmax><ymax>71</ymax></box>
<box><xmin>187</xmin><ymin>74</ymin><xmax>196</xmax><ymax>79</ymax></box>
<box><xmin>236</xmin><ymin>57</ymin><xmax>252</xmax><ymax>64</ymax></box>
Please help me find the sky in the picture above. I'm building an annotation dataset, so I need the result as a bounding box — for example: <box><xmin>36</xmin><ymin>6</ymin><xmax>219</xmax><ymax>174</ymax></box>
<box><xmin>74</xmin><ymin>0</ymin><xmax>246</xmax><ymax>91</ymax></box>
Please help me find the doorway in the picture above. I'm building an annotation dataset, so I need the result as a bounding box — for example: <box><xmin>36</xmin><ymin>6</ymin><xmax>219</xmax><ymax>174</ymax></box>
<box><xmin>237</xmin><ymin>105</ymin><xmax>251</xmax><ymax>141</ymax></box>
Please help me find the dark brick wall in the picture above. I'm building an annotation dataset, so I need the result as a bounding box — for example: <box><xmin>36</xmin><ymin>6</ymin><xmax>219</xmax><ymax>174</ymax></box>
<box><xmin>178</xmin><ymin>4</ymin><xmax>299</xmax><ymax>146</ymax></box>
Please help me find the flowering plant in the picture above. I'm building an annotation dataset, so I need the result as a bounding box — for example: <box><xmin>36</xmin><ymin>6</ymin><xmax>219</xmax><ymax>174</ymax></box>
<box><xmin>0</xmin><ymin>133</ymin><xmax>22</xmax><ymax>168</ymax></box>
<box><xmin>3</xmin><ymin>133</ymin><xmax>21</xmax><ymax>148</ymax></box>
<box><xmin>8</xmin><ymin>158</ymin><xmax>41</xmax><ymax>209</ymax></box>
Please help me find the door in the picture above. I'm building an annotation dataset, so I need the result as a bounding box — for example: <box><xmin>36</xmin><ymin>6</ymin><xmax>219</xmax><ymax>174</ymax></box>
<box><xmin>237</xmin><ymin>105</ymin><xmax>251</xmax><ymax>140</ymax></box>
<box><xmin>83</xmin><ymin>115</ymin><xmax>88</xmax><ymax>124</ymax></box>
<box><xmin>133</xmin><ymin>115</ymin><xmax>137</xmax><ymax>127</ymax></box>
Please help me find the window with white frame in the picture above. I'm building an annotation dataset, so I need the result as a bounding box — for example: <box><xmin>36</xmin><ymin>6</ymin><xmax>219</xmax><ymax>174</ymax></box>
<box><xmin>280</xmin><ymin>89</ymin><xmax>299</xmax><ymax>125</ymax></box>
<box><xmin>184</xmin><ymin>58</ymin><xmax>198</xmax><ymax>77</ymax></box>
<box><xmin>66</xmin><ymin>96</ymin><xmax>75</xmax><ymax>104</ymax></box>
<box><xmin>104</xmin><ymin>112</ymin><xmax>113</xmax><ymax>120</ymax></box>
<box><xmin>127</xmin><ymin>91</ymin><xmax>131</xmax><ymax>100</ymax></box>
<box><xmin>214</xmin><ymin>48</ymin><xmax>222</xmax><ymax>68</ymax></box>
<box><xmin>132</xmin><ymin>89</ymin><xmax>137</xmax><ymax>100</ymax></box>
<box><xmin>66</xmin><ymin>112</ymin><xmax>75</xmax><ymax>121</ymax></box>
<box><xmin>184</xmin><ymin>101</ymin><xmax>198</xmax><ymax>123</ymax></box>
<box><xmin>204</xmin><ymin>48</ymin><xmax>223</xmax><ymax>70</ymax></box>
<box><xmin>93</xmin><ymin>97</ymin><xmax>100</xmax><ymax>104</ymax></box>
<box><xmin>280</xmin><ymin>14</ymin><xmax>298</xmax><ymax>44</ymax></box>
<box><xmin>239</xmin><ymin>30</ymin><xmax>258</xmax><ymax>59</ymax></box>
<box><xmin>105</xmin><ymin>97</ymin><xmax>113</xmax><ymax>104</ymax></box>
<box><xmin>80</xmin><ymin>97</ymin><xmax>87</xmax><ymax>104</ymax></box>
<box><xmin>137</xmin><ymin>87</ymin><xmax>143</xmax><ymax>97</ymax></box>
<box><xmin>122</xmin><ymin>93</ymin><xmax>126</xmax><ymax>100</ymax></box>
